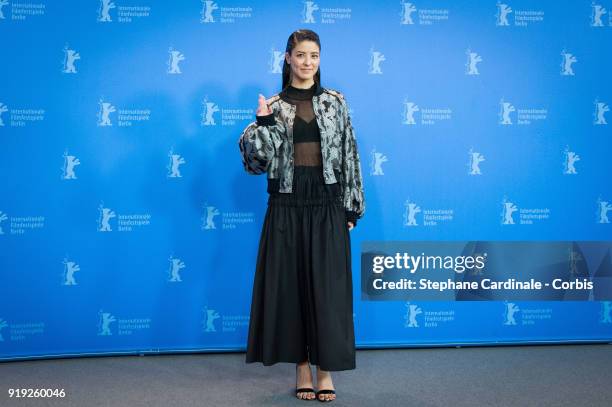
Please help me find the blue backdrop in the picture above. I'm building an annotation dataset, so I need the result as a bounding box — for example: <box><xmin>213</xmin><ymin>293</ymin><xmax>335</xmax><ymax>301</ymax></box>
<box><xmin>1</xmin><ymin>0</ymin><xmax>611</xmax><ymax>361</ymax></box>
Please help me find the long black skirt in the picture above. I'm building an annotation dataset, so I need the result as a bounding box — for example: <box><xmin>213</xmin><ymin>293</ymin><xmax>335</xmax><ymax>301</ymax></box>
<box><xmin>245</xmin><ymin>165</ymin><xmax>356</xmax><ymax>371</ymax></box>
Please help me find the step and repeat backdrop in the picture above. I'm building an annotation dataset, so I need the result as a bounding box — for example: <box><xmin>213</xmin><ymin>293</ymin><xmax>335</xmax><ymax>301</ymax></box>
<box><xmin>1</xmin><ymin>1</ymin><xmax>611</xmax><ymax>361</ymax></box>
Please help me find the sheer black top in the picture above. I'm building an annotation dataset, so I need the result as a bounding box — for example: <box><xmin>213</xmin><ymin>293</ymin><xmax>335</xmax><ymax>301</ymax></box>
<box><xmin>281</xmin><ymin>83</ymin><xmax>323</xmax><ymax>166</ymax></box>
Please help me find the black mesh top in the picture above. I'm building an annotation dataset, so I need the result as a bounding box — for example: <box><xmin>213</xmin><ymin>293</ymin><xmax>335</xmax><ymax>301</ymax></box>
<box><xmin>280</xmin><ymin>83</ymin><xmax>322</xmax><ymax>166</ymax></box>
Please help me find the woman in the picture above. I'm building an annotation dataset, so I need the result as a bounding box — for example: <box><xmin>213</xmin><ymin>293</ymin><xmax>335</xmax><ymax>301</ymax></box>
<box><xmin>238</xmin><ymin>29</ymin><xmax>365</xmax><ymax>402</ymax></box>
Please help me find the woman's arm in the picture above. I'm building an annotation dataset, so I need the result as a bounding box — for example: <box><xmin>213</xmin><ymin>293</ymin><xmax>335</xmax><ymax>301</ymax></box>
<box><xmin>237</xmin><ymin>103</ymin><xmax>284</xmax><ymax>175</ymax></box>
<box><xmin>339</xmin><ymin>95</ymin><xmax>365</xmax><ymax>225</ymax></box>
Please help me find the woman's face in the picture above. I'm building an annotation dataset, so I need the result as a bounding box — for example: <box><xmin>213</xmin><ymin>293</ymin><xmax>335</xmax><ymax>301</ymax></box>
<box><xmin>285</xmin><ymin>40</ymin><xmax>320</xmax><ymax>83</ymax></box>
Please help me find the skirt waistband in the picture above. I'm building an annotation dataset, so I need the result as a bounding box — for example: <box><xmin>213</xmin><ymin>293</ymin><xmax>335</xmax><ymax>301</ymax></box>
<box><xmin>266</xmin><ymin>165</ymin><xmax>340</xmax><ymax>195</ymax></box>
<box><xmin>267</xmin><ymin>194</ymin><xmax>343</xmax><ymax>207</ymax></box>
<box><xmin>267</xmin><ymin>165</ymin><xmax>343</xmax><ymax>207</ymax></box>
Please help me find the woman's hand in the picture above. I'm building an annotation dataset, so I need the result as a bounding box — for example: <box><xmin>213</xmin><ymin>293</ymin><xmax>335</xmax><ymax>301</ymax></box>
<box><xmin>347</xmin><ymin>221</ymin><xmax>354</xmax><ymax>230</ymax></box>
<box><xmin>256</xmin><ymin>94</ymin><xmax>272</xmax><ymax>116</ymax></box>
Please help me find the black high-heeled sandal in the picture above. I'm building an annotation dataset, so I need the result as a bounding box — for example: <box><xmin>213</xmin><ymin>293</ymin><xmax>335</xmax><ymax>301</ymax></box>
<box><xmin>315</xmin><ymin>389</ymin><xmax>336</xmax><ymax>402</ymax></box>
<box><xmin>296</xmin><ymin>387</ymin><xmax>316</xmax><ymax>400</ymax></box>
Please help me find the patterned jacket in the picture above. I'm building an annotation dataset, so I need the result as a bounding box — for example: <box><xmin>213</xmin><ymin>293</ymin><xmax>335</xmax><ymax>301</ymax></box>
<box><xmin>238</xmin><ymin>82</ymin><xmax>365</xmax><ymax>224</ymax></box>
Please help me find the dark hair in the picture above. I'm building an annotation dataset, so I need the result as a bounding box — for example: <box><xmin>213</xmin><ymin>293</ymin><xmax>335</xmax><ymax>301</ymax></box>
<box><xmin>282</xmin><ymin>29</ymin><xmax>321</xmax><ymax>91</ymax></box>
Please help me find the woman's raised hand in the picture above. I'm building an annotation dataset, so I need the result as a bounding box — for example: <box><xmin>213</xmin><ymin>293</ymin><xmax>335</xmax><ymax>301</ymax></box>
<box><xmin>256</xmin><ymin>94</ymin><xmax>272</xmax><ymax>117</ymax></box>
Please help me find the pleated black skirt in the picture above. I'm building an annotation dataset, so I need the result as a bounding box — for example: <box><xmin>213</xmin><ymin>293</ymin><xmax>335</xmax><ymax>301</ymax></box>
<box><xmin>245</xmin><ymin>165</ymin><xmax>356</xmax><ymax>371</ymax></box>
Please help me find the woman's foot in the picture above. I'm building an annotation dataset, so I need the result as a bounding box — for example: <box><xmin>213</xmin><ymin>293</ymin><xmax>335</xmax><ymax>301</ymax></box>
<box><xmin>315</xmin><ymin>366</ymin><xmax>336</xmax><ymax>402</ymax></box>
<box><xmin>296</xmin><ymin>361</ymin><xmax>315</xmax><ymax>400</ymax></box>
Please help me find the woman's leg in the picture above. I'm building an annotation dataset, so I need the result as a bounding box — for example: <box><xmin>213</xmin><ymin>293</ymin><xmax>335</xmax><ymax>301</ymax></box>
<box><xmin>316</xmin><ymin>365</ymin><xmax>336</xmax><ymax>401</ymax></box>
<box><xmin>296</xmin><ymin>360</ymin><xmax>315</xmax><ymax>400</ymax></box>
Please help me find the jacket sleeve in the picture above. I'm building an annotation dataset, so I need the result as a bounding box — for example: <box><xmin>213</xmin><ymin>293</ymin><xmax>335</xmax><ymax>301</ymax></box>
<box><xmin>340</xmin><ymin>96</ymin><xmax>366</xmax><ymax>221</ymax></box>
<box><xmin>238</xmin><ymin>109</ymin><xmax>284</xmax><ymax>175</ymax></box>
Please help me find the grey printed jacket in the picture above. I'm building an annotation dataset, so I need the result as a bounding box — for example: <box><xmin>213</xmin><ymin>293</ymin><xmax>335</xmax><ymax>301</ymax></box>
<box><xmin>238</xmin><ymin>82</ymin><xmax>365</xmax><ymax>223</ymax></box>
